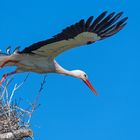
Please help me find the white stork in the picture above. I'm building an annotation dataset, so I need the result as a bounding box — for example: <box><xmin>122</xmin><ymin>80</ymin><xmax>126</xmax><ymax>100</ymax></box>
<box><xmin>0</xmin><ymin>11</ymin><xmax>128</xmax><ymax>95</ymax></box>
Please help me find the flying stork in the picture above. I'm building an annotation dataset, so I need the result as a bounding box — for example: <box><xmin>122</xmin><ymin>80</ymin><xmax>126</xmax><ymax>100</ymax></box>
<box><xmin>0</xmin><ymin>11</ymin><xmax>128</xmax><ymax>95</ymax></box>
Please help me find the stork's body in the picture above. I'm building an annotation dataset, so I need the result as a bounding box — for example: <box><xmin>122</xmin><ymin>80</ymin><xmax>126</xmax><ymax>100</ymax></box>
<box><xmin>15</xmin><ymin>54</ymin><xmax>56</xmax><ymax>73</ymax></box>
<box><xmin>0</xmin><ymin>11</ymin><xmax>128</xmax><ymax>95</ymax></box>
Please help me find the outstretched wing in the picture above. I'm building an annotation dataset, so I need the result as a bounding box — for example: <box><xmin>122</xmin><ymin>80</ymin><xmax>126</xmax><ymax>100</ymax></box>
<box><xmin>20</xmin><ymin>11</ymin><xmax>128</xmax><ymax>59</ymax></box>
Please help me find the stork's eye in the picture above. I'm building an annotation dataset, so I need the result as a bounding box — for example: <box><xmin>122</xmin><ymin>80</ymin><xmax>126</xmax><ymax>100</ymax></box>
<box><xmin>84</xmin><ymin>74</ymin><xmax>87</xmax><ymax>78</ymax></box>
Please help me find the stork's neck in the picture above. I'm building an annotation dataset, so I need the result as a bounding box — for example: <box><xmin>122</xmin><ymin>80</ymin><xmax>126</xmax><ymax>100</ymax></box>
<box><xmin>54</xmin><ymin>61</ymin><xmax>77</xmax><ymax>77</ymax></box>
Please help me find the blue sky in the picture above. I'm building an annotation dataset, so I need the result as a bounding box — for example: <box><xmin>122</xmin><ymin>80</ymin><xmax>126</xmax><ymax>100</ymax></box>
<box><xmin>0</xmin><ymin>0</ymin><xmax>140</xmax><ymax>140</ymax></box>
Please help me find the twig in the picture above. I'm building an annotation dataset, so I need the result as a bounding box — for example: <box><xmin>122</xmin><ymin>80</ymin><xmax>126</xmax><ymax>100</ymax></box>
<box><xmin>0</xmin><ymin>79</ymin><xmax>10</xmax><ymax>101</ymax></box>
<box><xmin>15</xmin><ymin>106</ymin><xmax>31</xmax><ymax>115</ymax></box>
<box><xmin>27</xmin><ymin>75</ymin><xmax>47</xmax><ymax>125</ymax></box>
<box><xmin>8</xmin><ymin>73</ymin><xmax>29</xmax><ymax>105</ymax></box>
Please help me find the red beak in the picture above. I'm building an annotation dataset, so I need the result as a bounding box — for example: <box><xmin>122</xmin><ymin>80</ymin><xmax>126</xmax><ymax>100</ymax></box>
<box><xmin>83</xmin><ymin>79</ymin><xmax>98</xmax><ymax>95</ymax></box>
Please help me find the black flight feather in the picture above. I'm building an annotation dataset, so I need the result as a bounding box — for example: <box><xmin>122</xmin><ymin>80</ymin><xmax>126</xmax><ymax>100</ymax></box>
<box><xmin>20</xmin><ymin>11</ymin><xmax>128</xmax><ymax>54</ymax></box>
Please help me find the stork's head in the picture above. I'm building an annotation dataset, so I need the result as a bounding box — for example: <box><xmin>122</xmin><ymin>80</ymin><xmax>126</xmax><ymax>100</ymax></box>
<box><xmin>71</xmin><ymin>70</ymin><xmax>97</xmax><ymax>95</ymax></box>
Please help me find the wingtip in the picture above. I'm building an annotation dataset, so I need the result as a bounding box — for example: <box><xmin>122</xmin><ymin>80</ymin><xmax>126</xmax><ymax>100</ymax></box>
<box><xmin>118</xmin><ymin>11</ymin><xmax>124</xmax><ymax>15</ymax></box>
<box><xmin>88</xmin><ymin>16</ymin><xmax>94</xmax><ymax>19</ymax></box>
<box><xmin>124</xmin><ymin>16</ymin><xmax>128</xmax><ymax>21</ymax></box>
<box><xmin>100</xmin><ymin>11</ymin><xmax>108</xmax><ymax>17</ymax></box>
<box><xmin>102</xmin><ymin>11</ymin><xmax>108</xmax><ymax>14</ymax></box>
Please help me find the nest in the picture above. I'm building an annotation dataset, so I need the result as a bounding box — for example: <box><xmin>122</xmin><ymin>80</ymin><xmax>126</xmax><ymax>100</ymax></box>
<box><xmin>0</xmin><ymin>75</ymin><xmax>46</xmax><ymax>139</ymax></box>
<box><xmin>0</xmin><ymin>78</ymin><xmax>33</xmax><ymax>140</ymax></box>
<box><xmin>0</xmin><ymin>100</ymin><xmax>19</xmax><ymax>134</ymax></box>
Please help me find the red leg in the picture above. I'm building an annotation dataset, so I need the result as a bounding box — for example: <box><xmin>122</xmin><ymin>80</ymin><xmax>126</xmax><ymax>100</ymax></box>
<box><xmin>0</xmin><ymin>60</ymin><xmax>19</xmax><ymax>69</ymax></box>
<box><xmin>0</xmin><ymin>70</ymin><xmax>17</xmax><ymax>85</ymax></box>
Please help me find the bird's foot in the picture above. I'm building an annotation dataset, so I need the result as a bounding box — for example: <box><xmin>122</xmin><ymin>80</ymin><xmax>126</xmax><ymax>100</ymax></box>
<box><xmin>0</xmin><ymin>75</ymin><xmax>6</xmax><ymax>85</ymax></box>
<box><xmin>0</xmin><ymin>70</ymin><xmax>17</xmax><ymax>85</ymax></box>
